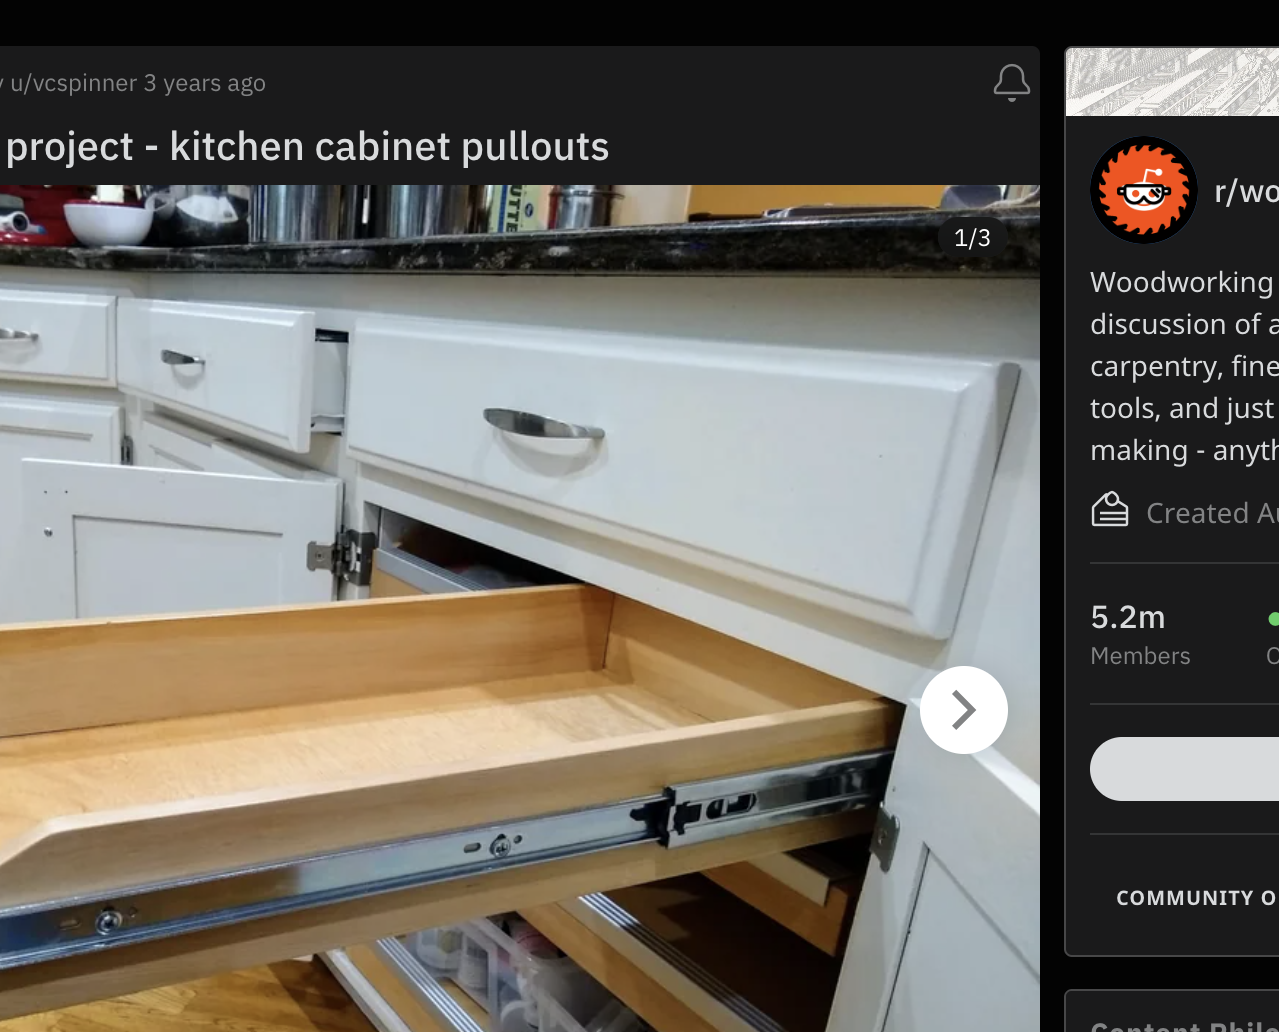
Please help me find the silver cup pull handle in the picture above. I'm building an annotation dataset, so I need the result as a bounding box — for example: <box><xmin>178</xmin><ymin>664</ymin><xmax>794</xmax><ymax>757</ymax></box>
<box><xmin>484</xmin><ymin>408</ymin><xmax>604</xmax><ymax>440</ymax></box>
<box><xmin>161</xmin><ymin>349</ymin><xmax>205</xmax><ymax>366</ymax></box>
<box><xmin>0</xmin><ymin>329</ymin><xmax>38</xmax><ymax>342</ymax></box>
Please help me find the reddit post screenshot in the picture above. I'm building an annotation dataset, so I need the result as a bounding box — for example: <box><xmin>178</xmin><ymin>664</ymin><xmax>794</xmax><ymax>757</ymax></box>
<box><xmin>0</xmin><ymin>45</ymin><xmax>1040</xmax><ymax>1031</ymax></box>
<box><xmin>1067</xmin><ymin>44</ymin><xmax>1279</xmax><ymax>1032</ymax></box>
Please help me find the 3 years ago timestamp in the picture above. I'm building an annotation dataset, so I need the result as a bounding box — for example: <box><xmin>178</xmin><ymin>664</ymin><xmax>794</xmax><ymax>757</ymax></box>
<box><xmin>0</xmin><ymin>73</ymin><xmax>265</xmax><ymax>97</ymax></box>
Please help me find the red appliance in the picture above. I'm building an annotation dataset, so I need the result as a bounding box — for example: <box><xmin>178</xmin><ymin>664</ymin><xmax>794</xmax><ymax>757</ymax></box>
<box><xmin>0</xmin><ymin>185</ymin><xmax>95</xmax><ymax>245</ymax></box>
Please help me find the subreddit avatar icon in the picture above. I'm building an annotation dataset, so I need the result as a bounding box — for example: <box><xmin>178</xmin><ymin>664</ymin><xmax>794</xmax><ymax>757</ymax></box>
<box><xmin>1092</xmin><ymin>136</ymin><xmax>1197</xmax><ymax>243</ymax></box>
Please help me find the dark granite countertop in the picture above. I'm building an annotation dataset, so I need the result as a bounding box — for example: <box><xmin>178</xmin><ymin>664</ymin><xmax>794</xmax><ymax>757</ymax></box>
<box><xmin>0</xmin><ymin>209</ymin><xmax>1040</xmax><ymax>277</ymax></box>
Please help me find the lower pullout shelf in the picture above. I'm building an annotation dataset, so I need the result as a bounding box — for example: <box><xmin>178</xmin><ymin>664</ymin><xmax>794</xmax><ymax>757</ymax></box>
<box><xmin>703</xmin><ymin>839</ymin><xmax>867</xmax><ymax>956</ymax></box>
<box><xmin>521</xmin><ymin>871</ymin><xmax>853</xmax><ymax>1032</ymax></box>
<box><xmin>326</xmin><ymin>941</ymin><xmax>485</xmax><ymax>1032</ymax></box>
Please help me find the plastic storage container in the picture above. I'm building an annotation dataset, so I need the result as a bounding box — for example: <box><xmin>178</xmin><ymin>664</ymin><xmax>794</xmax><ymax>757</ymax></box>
<box><xmin>406</xmin><ymin>925</ymin><xmax>463</xmax><ymax>974</ymax></box>
<box><xmin>463</xmin><ymin>915</ymin><xmax>608</xmax><ymax>1023</ymax></box>
<box><xmin>399</xmin><ymin>914</ymin><xmax>626</xmax><ymax>1032</ymax></box>
<box><xmin>539</xmin><ymin>993</ymin><xmax>645</xmax><ymax>1032</ymax></box>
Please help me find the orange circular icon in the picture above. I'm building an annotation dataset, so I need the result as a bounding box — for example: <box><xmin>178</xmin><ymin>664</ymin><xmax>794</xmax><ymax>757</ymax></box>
<box><xmin>1092</xmin><ymin>137</ymin><xmax>1196</xmax><ymax>243</ymax></box>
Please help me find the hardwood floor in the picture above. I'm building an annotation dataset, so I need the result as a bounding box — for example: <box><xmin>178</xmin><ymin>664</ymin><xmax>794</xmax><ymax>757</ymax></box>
<box><xmin>0</xmin><ymin>960</ymin><xmax>373</xmax><ymax>1032</ymax></box>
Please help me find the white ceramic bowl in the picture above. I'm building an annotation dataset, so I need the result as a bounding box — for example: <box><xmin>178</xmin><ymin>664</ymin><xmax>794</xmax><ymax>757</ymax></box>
<box><xmin>64</xmin><ymin>202</ymin><xmax>154</xmax><ymax>247</ymax></box>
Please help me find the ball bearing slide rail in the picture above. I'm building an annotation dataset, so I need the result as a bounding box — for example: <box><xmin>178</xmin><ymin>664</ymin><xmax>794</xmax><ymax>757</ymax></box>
<box><xmin>0</xmin><ymin>750</ymin><xmax>892</xmax><ymax>970</ymax></box>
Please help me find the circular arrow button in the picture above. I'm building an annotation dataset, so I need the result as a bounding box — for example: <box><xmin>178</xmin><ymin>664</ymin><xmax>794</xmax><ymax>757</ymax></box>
<box><xmin>920</xmin><ymin>666</ymin><xmax>1008</xmax><ymax>754</ymax></box>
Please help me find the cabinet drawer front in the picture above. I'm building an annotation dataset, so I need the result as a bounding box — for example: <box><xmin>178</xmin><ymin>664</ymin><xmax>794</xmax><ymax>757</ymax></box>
<box><xmin>348</xmin><ymin>319</ymin><xmax>1016</xmax><ymax>638</ymax></box>
<box><xmin>117</xmin><ymin>299</ymin><xmax>317</xmax><ymax>451</ymax></box>
<box><xmin>0</xmin><ymin>590</ymin><xmax>897</xmax><ymax>1014</ymax></box>
<box><xmin>0</xmin><ymin>289</ymin><xmax>113</xmax><ymax>384</ymax></box>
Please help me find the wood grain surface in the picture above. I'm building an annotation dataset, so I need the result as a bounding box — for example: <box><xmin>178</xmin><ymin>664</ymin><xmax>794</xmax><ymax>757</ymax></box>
<box><xmin>0</xmin><ymin>813</ymin><xmax>862</xmax><ymax>1019</ymax></box>
<box><xmin>0</xmin><ymin>960</ymin><xmax>372</xmax><ymax>1032</ymax></box>
<box><xmin>704</xmin><ymin>856</ymin><xmax>862</xmax><ymax>956</ymax></box>
<box><xmin>0</xmin><ymin>694</ymin><xmax>894</xmax><ymax>909</ymax></box>
<box><xmin>603</xmin><ymin>597</ymin><xmax>879</xmax><ymax>719</ymax></box>
<box><xmin>0</xmin><ymin>584</ymin><xmax>614</xmax><ymax>737</ymax></box>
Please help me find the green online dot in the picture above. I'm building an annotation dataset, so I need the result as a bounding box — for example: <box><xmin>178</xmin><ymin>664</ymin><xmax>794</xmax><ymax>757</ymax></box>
<box><xmin>1270</xmin><ymin>613</ymin><xmax>1279</xmax><ymax>627</ymax></box>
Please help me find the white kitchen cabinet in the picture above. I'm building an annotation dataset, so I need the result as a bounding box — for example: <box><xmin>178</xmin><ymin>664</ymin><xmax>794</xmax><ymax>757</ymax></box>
<box><xmin>0</xmin><ymin>393</ymin><xmax>122</xmax><ymax>625</ymax></box>
<box><xmin>0</xmin><ymin>268</ymin><xmax>1039</xmax><ymax>1032</ymax></box>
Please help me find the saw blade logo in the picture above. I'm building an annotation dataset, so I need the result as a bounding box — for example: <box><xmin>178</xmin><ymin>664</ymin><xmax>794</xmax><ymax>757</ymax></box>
<box><xmin>1092</xmin><ymin>137</ymin><xmax>1197</xmax><ymax>243</ymax></box>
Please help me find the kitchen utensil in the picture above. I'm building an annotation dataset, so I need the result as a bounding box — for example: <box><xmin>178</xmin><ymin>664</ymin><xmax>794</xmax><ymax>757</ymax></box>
<box><xmin>0</xmin><ymin>185</ymin><xmax>94</xmax><ymax>245</ymax></box>
<box><xmin>249</xmin><ymin>185</ymin><xmax>365</xmax><ymax>243</ymax></box>
<box><xmin>371</xmin><ymin>186</ymin><xmax>475</xmax><ymax>238</ymax></box>
<box><xmin>548</xmin><ymin>186</ymin><xmax>621</xmax><ymax>229</ymax></box>
<box><xmin>139</xmin><ymin>186</ymin><xmax>250</xmax><ymax>246</ymax></box>
<box><xmin>64</xmin><ymin>202</ymin><xmax>153</xmax><ymax>247</ymax></box>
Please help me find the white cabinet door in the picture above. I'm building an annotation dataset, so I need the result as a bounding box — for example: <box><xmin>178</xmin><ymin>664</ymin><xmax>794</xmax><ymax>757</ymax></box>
<box><xmin>0</xmin><ymin>395</ymin><xmax>121</xmax><ymax>624</ymax></box>
<box><xmin>831</xmin><ymin>706</ymin><xmax>1039</xmax><ymax>1032</ymax></box>
<box><xmin>879</xmin><ymin>859</ymin><xmax>1038</xmax><ymax>1032</ymax></box>
<box><xmin>18</xmin><ymin>460</ymin><xmax>342</xmax><ymax>621</ymax></box>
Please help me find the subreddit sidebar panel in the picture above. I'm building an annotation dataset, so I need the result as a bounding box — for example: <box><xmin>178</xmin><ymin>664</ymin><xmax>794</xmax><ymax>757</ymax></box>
<box><xmin>1068</xmin><ymin>47</ymin><xmax>1279</xmax><ymax>960</ymax></box>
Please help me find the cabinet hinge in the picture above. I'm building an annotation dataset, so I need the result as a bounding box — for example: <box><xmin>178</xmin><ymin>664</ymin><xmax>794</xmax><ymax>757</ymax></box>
<box><xmin>120</xmin><ymin>435</ymin><xmax>134</xmax><ymax>466</ymax></box>
<box><xmin>870</xmin><ymin>805</ymin><xmax>900</xmax><ymax>872</ymax></box>
<box><xmin>306</xmin><ymin>529</ymin><xmax>376</xmax><ymax>586</ymax></box>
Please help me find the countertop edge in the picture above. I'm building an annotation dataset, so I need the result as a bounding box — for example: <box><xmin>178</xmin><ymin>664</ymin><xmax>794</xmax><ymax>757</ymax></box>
<box><xmin>0</xmin><ymin>211</ymin><xmax>1042</xmax><ymax>278</ymax></box>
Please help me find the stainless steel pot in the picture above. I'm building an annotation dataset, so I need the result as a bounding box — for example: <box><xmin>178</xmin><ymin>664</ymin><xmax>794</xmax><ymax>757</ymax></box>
<box><xmin>549</xmin><ymin>185</ymin><xmax>622</xmax><ymax>229</ymax></box>
<box><xmin>250</xmin><ymin>186</ymin><xmax>366</xmax><ymax>243</ymax></box>
<box><xmin>140</xmin><ymin>186</ymin><xmax>251</xmax><ymax>246</ymax></box>
<box><xmin>372</xmin><ymin>186</ymin><xmax>475</xmax><ymax>238</ymax></box>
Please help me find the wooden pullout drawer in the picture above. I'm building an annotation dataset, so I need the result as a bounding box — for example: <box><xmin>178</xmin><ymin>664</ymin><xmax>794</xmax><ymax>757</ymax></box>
<box><xmin>0</xmin><ymin>586</ymin><xmax>899</xmax><ymax>1016</ymax></box>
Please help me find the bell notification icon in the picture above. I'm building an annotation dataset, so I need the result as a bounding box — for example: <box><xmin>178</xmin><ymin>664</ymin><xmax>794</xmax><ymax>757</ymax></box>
<box><xmin>994</xmin><ymin>63</ymin><xmax>1031</xmax><ymax>100</ymax></box>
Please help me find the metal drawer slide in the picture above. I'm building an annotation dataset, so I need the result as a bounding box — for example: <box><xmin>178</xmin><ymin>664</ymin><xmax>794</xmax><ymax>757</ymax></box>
<box><xmin>0</xmin><ymin>750</ymin><xmax>891</xmax><ymax>971</ymax></box>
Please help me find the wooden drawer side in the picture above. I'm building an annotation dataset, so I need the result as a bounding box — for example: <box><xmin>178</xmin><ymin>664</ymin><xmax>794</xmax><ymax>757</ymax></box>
<box><xmin>0</xmin><ymin>584</ymin><xmax>614</xmax><ymax>738</ymax></box>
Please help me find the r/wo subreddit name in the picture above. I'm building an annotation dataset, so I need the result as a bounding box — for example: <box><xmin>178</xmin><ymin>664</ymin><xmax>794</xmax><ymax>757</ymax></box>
<box><xmin>1218</xmin><ymin>177</ymin><xmax>1279</xmax><ymax>206</ymax></box>
<box><xmin>6</xmin><ymin>130</ymin><xmax>610</xmax><ymax>170</ymax></box>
